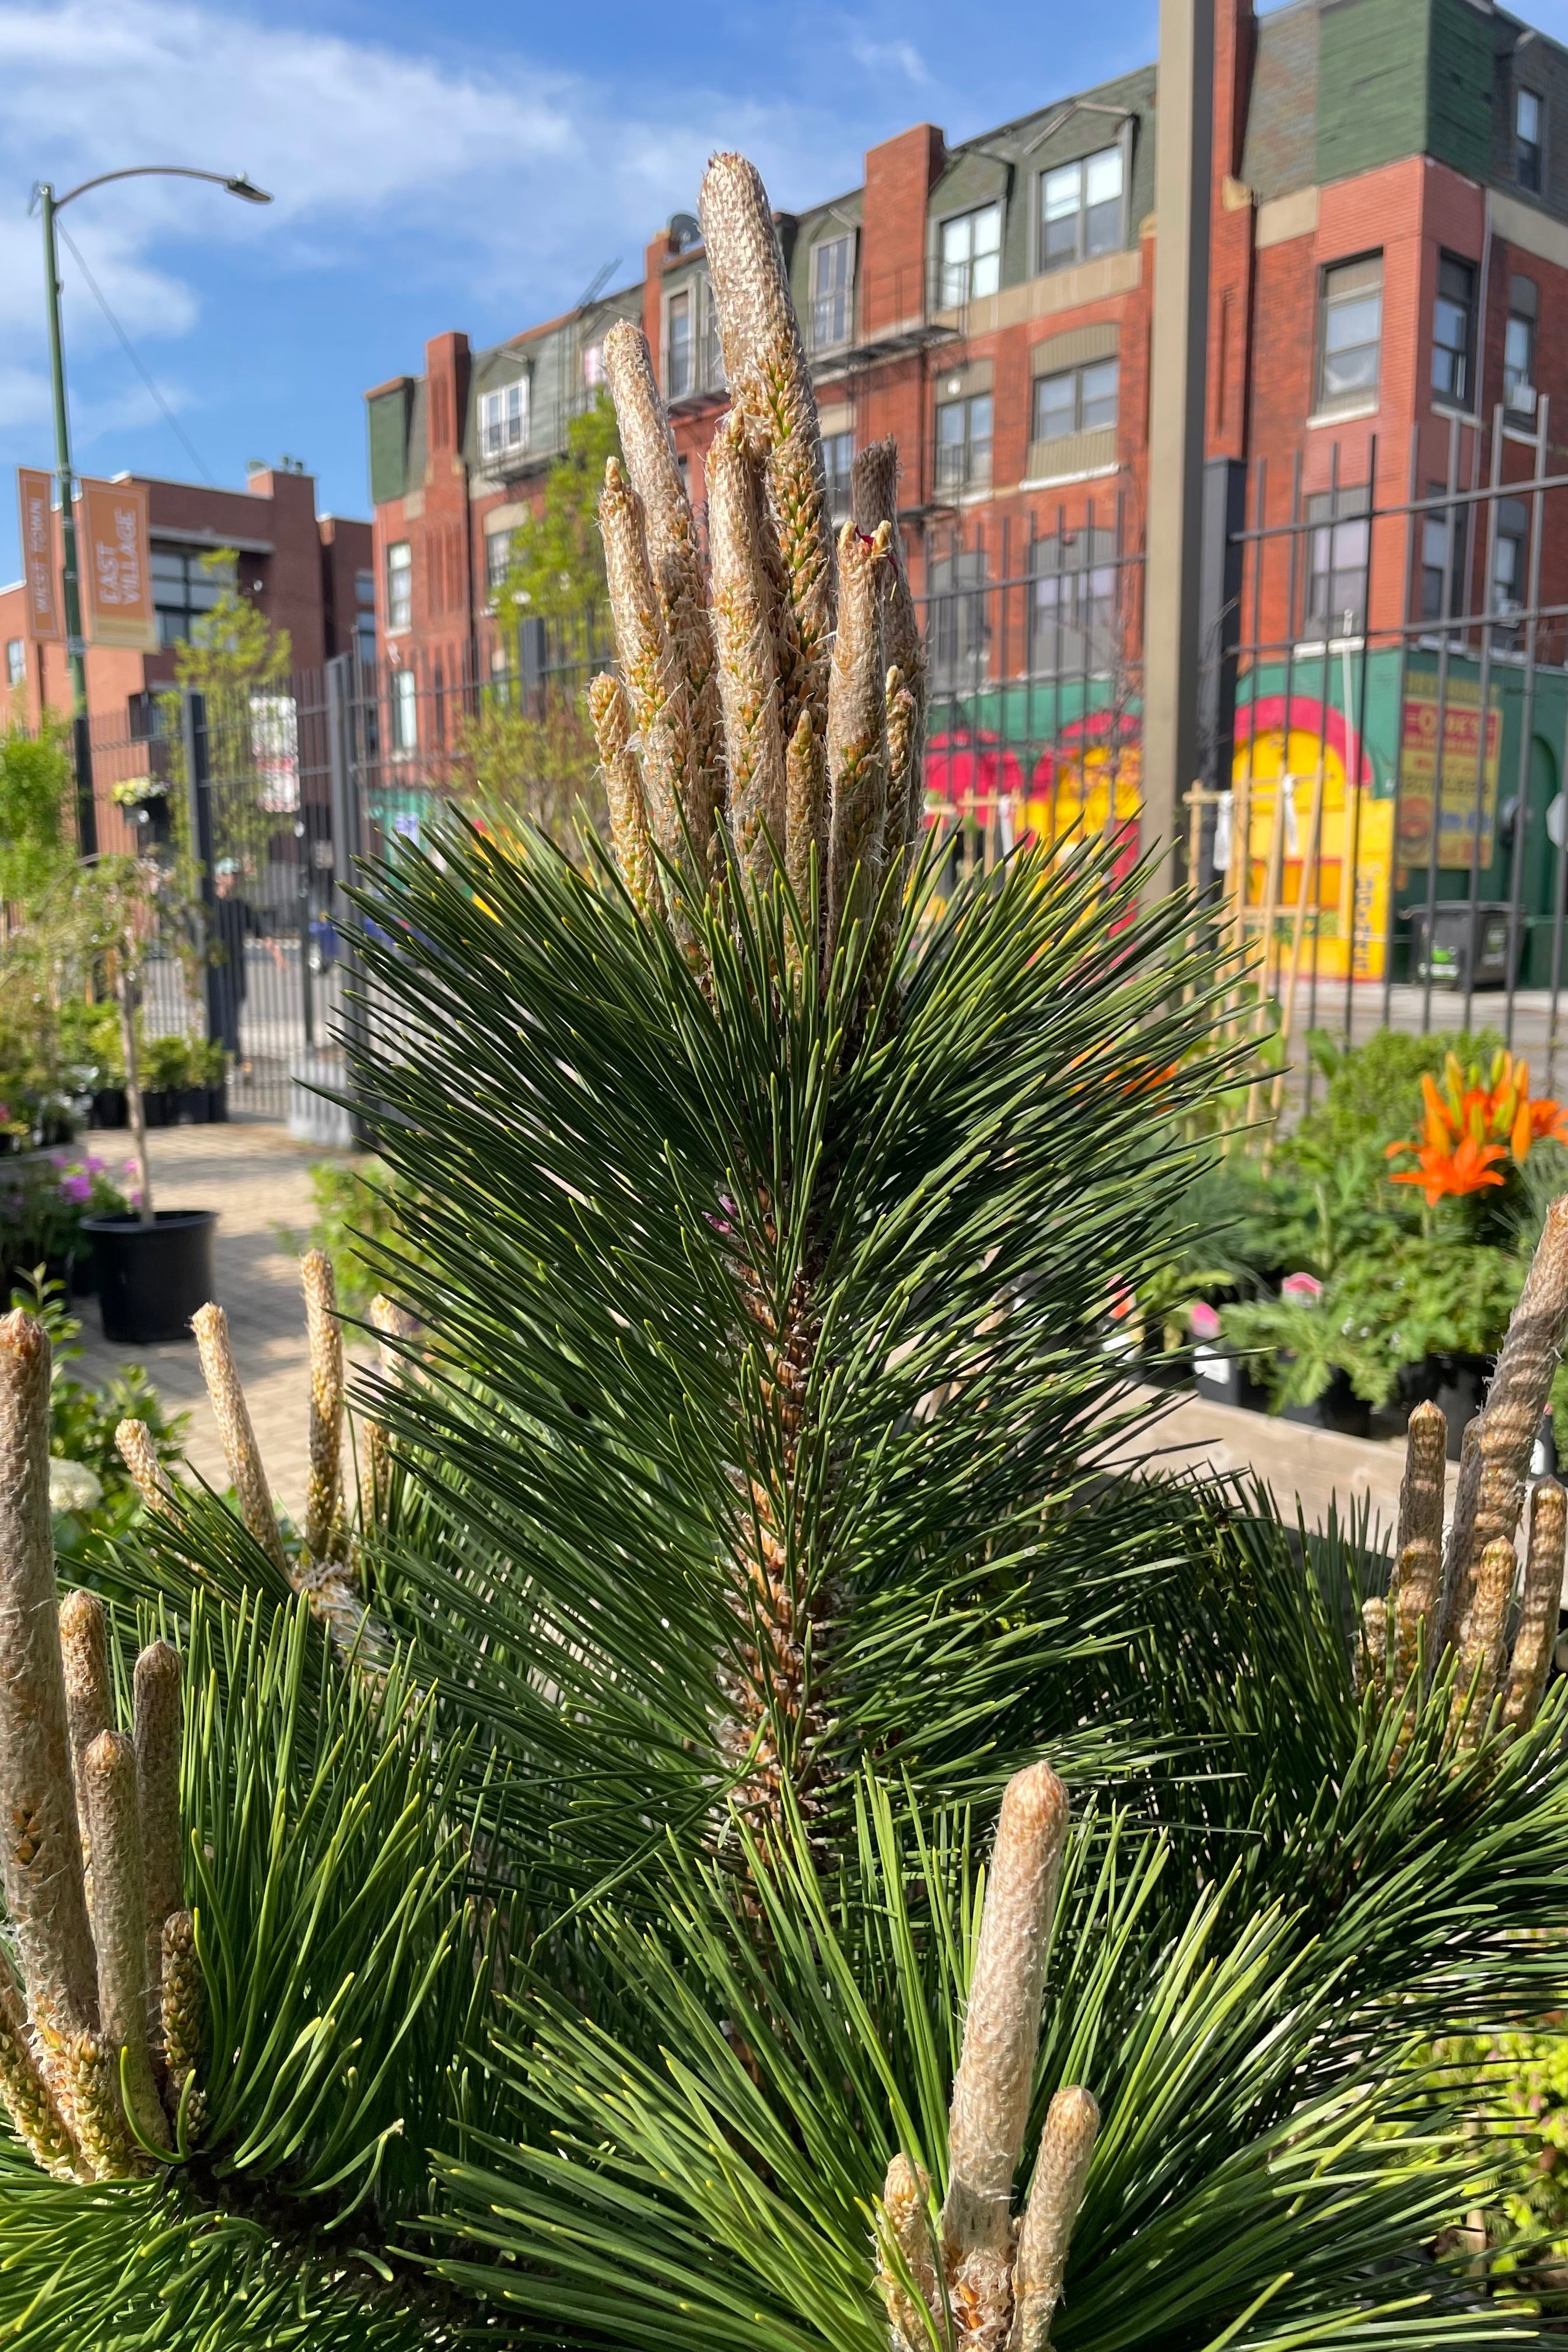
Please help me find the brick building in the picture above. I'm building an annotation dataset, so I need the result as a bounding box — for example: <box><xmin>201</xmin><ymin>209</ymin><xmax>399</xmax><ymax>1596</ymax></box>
<box><xmin>2</xmin><ymin>466</ymin><xmax>376</xmax><ymax>841</ymax></box>
<box><xmin>364</xmin><ymin>0</ymin><xmax>1568</xmax><ymax>972</ymax></box>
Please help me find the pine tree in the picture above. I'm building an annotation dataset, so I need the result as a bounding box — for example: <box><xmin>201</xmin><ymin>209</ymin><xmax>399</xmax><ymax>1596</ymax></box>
<box><xmin>2</xmin><ymin>150</ymin><xmax>1568</xmax><ymax>2351</ymax></box>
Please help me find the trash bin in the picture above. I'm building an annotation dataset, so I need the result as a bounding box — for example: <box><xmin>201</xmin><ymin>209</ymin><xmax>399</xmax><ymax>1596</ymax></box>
<box><xmin>1407</xmin><ymin>901</ymin><xmax>1517</xmax><ymax>991</ymax></box>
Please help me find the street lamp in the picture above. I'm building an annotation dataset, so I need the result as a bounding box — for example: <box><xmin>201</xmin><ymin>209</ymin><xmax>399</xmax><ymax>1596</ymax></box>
<box><xmin>29</xmin><ymin>165</ymin><xmax>274</xmax><ymax>853</ymax></box>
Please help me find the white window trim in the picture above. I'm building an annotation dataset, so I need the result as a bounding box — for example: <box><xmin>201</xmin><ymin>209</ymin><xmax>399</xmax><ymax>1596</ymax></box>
<box><xmin>1430</xmin><ymin>401</ymin><xmax>1481</xmax><ymax>427</ymax></box>
<box><xmin>1033</xmin><ymin>118</ymin><xmax>1133</xmax><ymax>279</ymax></box>
<box><xmin>1019</xmin><ymin>460</ymin><xmax>1122</xmax><ymax>491</ymax></box>
<box><xmin>932</xmin><ymin>198</ymin><xmax>1006</xmax><ymax>310</ymax></box>
<box><xmin>1305</xmin><ymin>401</ymin><xmax>1379</xmax><ymax>430</ymax></box>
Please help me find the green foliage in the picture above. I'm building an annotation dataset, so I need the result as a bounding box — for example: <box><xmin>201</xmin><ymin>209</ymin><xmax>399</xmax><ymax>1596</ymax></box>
<box><xmin>6</xmin><ymin>1272</ymin><xmax>184</xmax><ymax>1563</ymax></box>
<box><xmin>160</xmin><ymin>550</ymin><xmax>293</xmax><ymax>883</ymax></box>
<box><xmin>1223</xmin><ymin>1233</ymin><xmax>1528</xmax><ymax>1408</ymax></box>
<box><xmin>453</xmin><ymin>400</ymin><xmax>621</xmax><ymax>843</ymax></box>
<box><xmin>430</xmin><ymin>1776</ymin><xmax>1539</xmax><ymax>2352</ymax></box>
<box><xmin>299</xmin><ymin>1157</ymin><xmax>419</xmax><ymax>1317</ymax></box>
<box><xmin>492</xmin><ymin>397</ymin><xmax>619</xmax><ymax>634</ymax></box>
<box><xmin>344</xmin><ymin>824</ymin><xmax>1241</xmax><ymax>1880</ymax></box>
<box><xmin>0</xmin><ymin>720</ymin><xmax>73</xmax><ymax>908</ymax></box>
<box><xmin>1295</xmin><ymin>1025</ymin><xmax>1505</xmax><ymax>1164</ymax></box>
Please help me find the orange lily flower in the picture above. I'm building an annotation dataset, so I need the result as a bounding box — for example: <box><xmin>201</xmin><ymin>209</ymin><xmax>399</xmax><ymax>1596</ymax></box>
<box><xmin>1386</xmin><ymin>1046</ymin><xmax>1567</xmax><ymax>1205</ymax></box>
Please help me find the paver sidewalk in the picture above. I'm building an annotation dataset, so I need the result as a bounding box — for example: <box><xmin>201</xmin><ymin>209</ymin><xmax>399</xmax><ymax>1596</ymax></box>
<box><xmin>72</xmin><ymin>1121</ymin><xmax>355</xmax><ymax>1521</ymax></box>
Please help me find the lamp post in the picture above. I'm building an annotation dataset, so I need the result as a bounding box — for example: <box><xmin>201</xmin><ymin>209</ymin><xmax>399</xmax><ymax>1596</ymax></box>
<box><xmin>30</xmin><ymin>167</ymin><xmax>272</xmax><ymax>854</ymax></box>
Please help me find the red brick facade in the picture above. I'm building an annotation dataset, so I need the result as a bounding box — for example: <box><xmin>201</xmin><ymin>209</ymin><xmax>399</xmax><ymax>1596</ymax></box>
<box><xmin>364</xmin><ymin>0</ymin><xmax>1568</xmax><ymax>719</ymax></box>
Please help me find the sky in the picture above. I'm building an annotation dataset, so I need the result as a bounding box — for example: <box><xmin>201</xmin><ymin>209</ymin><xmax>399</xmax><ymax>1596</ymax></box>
<box><xmin>5</xmin><ymin>0</ymin><xmax>1568</xmax><ymax>586</ymax></box>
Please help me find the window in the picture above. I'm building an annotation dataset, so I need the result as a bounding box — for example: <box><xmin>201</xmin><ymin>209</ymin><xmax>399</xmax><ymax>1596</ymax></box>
<box><xmin>1505</xmin><ymin>277</ymin><xmax>1537</xmax><ymax>415</ymax></box>
<box><xmin>1030</xmin><ymin>529</ymin><xmax>1118</xmax><ymax>677</ymax></box>
<box><xmin>811</xmin><ymin>235</ymin><xmax>853</xmax><ymax>349</ymax></box>
<box><xmin>1317</xmin><ymin>254</ymin><xmax>1382</xmax><ymax>414</ymax></box>
<box><xmin>938</xmin><ymin>204</ymin><xmax>1002</xmax><ymax>307</ymax></box>
<box><xmin>666</xmin><ymin>289</ymin><xmax>694</xmax><ymax>398</ymax></box>
<box><xmin>1432</xmin><ymin>254</ymin><xmax>1476</xmax><ymax>410</ymax></box>
<box><xmin>485</xmin><ymin>529</ymin><xmax>513</xmax><ymax>593</ymax></box>
<box><xmin>390</xmin><ymin>666</ymin><xmax>418</xmax><ymax>754</ymax></box>
<box><xmin>149</xmin><ymin>543</ymin><xmax>236</xmax><ymax>649</ymax></box>
<box><xmin>928</xmin><ymin>549</ymin><xmax>991</xmax><ymax>694</ymax></box>
<box><xmin>354</xmin><ymin>568</ymin><xmax>374</xmax><ymax>606</ymax></box>
<box><xmin>386</xmin><ymin>540</ymin><xmax>412</xmax><ymax>632</ymax></box>
<box><xmin>1304</xmin><ymin>485</ymin><xmax>1370</xmax><ymax>639</ymax></box>
<box><xmin>1032</xmin><ymin>359</ymin><xmax>1119</xmax><ymax>444</ymax></box>
<box><xmin>699</xmin><ymin>278</ymin><xmax>725</xmax><ymax>393</ymax></box>
<box><xmin>1040</xmin><ymin>144</ymin><xmax>1125</xmax><ymax>272</ymax></box>
<box><xmin>582</xmin><ymin>341</ymin><xmax>605</xmax><ymax>388</ymax></box>
<box><xmin>479</xmin><ymin>379</ymin><xmax>528</xmax><ymax>464</ymax></box>
<box><xmin>1518</xmin><ymin>87</ymin><xmax>1544</xmax><ymax>193</ymax></box>
<box><xmin>1491</xmin><ymin>496</ymin><xmax>1530</xmax><ymax>620</ymax></box>
<box><xmin>1419</xmin><ymin>485</ymin><xmax>1467</xmax><ymax>624</ymax></box>
<box><xmin>823</xmin><ymin>430</ymin><xmax>853</xmax><ymax>520</ymax></box>
<box><xmin>4</xmin><ymin>639</ymin><xmax>23</xmax><ymax>689</ymax></box>
<box><xmin>935</xmin><ymin>392</ymin><xmax>993</xmax><ymax>495</ymax></box>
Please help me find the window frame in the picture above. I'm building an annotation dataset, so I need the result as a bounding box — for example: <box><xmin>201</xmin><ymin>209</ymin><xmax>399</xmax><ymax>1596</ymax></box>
<box><xmin>934</xmin><ymin>390</ymin><xmax>994</xmax><ymax>496</ymax></box>
<box><xmin>1304</xmin><ymin>484</ymin><xmax>1371</xmax><ymax>642</ymax></box>
<box><xmin>1314</xmin><ymin>251</ymin><xmax>1384</xmax><ymax>419</ymax></box>
<box><xmin>811</xmin><ymin>233</ymin><xmax>854</xmax><ymax>351</ymax></box>
<box><xmin>666</xmin><ymin>286</ymin><xmax>695</xmax><ymax>400</ymax></box>
<box><xmin>1032</xmin><ymin>358</ymin><xmax>1120</xmax><ymax>444</ymax></box>
<box><xmin>478</xmin><ymin>378</ymin><xmax>529</xmax><ymax>464</ymax></box>
<box><xmin>1430</xmin><ymin>251</ymin><xmax>1478</xmax><ymax>413</ymax></box>
<box><xmin>485</xmin><ymin>528</ymin><xmax>513</xmax><ymax>596</ymax></box>
<box><xmin>149</xmin><ymin>541</ymin><xmax>237</xmax><ymax>650</ymax></box>
<box><xmin>936</xmin><ymin>202</ymin><xmax>1003</xmax><ymax>309</ymax></box>
<box><xmin>1504</xmin><ymin>304</ymin><xmax>1537</xmax><ymax>415</ymax></box>
<box><xmin>386</xmin><ymin>540</ymin><xmax>412</xmax><ymax>634</ymax></box>
<box><xmin>1037</xmin><ymin>138</ymin><xmax>1128</xmax><ymax>276</ymax></box>
<box><xmin>1517</xmin><ymin>86</ymin><xmax>1545</xmax><ymax>194</ymax></box>
<box><xmin>390</xmin><ymin>664</ymin><xmax>418</xmax><ymax>755</ymax></box>
<box><xmin>822</xmin><ymin>429</ymin><xmax>854</xmax><ymax>520</ymax></box>
<box><xmin>5</xmin><ymin>638</ymin><xmax>25</xmax><ymax>690</ymax></box>
<box><xmin>1028</xmin><ymin>527</ymin><xmax>1119</xmax><ymax>680</ymax></box>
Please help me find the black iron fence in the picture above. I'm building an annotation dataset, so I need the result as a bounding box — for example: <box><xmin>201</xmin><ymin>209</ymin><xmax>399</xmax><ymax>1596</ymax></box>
<box><xmin>66</xmin><ymin>418</ymin><xmax>1568</xmax><ymax>1130</ymax></box>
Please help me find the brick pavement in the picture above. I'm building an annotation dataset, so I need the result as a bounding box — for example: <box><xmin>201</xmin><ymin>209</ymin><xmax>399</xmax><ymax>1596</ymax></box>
<box><xmin>72</xmin><ymin>1119</ymin><xmax>357</xmax><ymax>1522</ymax></box>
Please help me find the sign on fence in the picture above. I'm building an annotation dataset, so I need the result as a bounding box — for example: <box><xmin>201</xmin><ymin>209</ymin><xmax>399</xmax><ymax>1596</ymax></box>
<box><xmin>15</xmin><ymin>470</ymin><xmax>60</xmax><ymax>642</ymax></box>
<box><xmin>1396</xmin><ymin>670</ymin><xmax>1503</xmax><ymax>873</ymax></box>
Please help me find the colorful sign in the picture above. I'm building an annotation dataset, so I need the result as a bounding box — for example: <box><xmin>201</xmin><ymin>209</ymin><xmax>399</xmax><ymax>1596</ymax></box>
<box><xmin>16</xmin><ymin>469</ymin><xmax>60</xmax><ymax>642</ymax></box>
<box><xmin>77</xmin><ymin>477</ymin><xmax>157</xmax><ymax>652</ymax></box>
<box><xmin>1230</xmin><ymin>698</ymin><xmax>1392</xmax><ymax>982</ymax></box>
<box><xmin>1395</xmin><ymin>670</ymin><xmax>1503</xmax><ymax>873</ymax></box>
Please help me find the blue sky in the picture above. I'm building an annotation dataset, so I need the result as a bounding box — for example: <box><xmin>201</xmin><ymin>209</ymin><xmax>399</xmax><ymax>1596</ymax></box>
<box><xmin>4</xmin><ymin>0</ymin><xmax>1568</xmax><ymax>584</ymax></box>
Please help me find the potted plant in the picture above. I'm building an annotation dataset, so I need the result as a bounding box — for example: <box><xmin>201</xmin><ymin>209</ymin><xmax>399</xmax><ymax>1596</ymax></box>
<box><xmin>44</xmin><ymin>857</ymin><xmax>219</xmax><ymax>1344</ymax></box>
<box><xmin>1220</xmin><ymin>1041</ymin><xmax>1568</xmax><ymax>1451</ymax></box>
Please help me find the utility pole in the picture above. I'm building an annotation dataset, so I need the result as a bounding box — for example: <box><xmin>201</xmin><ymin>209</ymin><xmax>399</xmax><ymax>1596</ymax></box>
<box><xmin>38</xmin><ymin>181</ymin><xmax>97</xmax><ymax>856</ymax></box>
<box><xmin>1141</xmin><ymin>0</ymin><xmax>1215</xmax><ymax>890</ymax></box>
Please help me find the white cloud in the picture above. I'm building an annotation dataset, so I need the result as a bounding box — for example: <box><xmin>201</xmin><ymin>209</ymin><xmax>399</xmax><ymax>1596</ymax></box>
<box><xmin>850</xmin><ymin>37</ymin><xmax>933</xmax><ymax>88</ymax></box>
<box><xmin>0</xmin><ymin>0</ymin><xmax>864</xmax><ymax>467</ymax></box>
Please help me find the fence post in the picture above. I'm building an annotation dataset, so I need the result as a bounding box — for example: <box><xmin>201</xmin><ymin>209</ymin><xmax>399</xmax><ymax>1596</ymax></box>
<box><xmin>326</xmin><ymin>653</ymin><xmax>372</xmax><ymax>1148</ymax></box>
<box><xmin>1142</xmin><ymin>0</ymin><xmax>1214</xmax><ymax>894</ymax></box>
<box><xmin>180</xmin><ymin>689</ymin><xmax>223</xmax><ymax>1048</ymax></box>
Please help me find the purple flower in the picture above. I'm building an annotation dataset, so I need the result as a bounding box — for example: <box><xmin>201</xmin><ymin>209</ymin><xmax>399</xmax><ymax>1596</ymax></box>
<box><xmin>59</xmin><ymin>1174</ymin><xmax>92</xmax><ymax>1205</ymax></box>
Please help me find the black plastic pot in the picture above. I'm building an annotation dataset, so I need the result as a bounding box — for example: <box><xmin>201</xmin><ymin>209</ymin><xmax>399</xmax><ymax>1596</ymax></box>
<box><xmin>176</xmin><ymin>1086</ymin><xmax>208</xmax><ymax>1124</ymax></box>
<box><xmin>91</xmin><ymin>1087</ymin><xmax>127</xmax><ymax>1129</ymax></box>
<box><xmin>206</xmin><ymin>1082</ymin><xmax>228</xmax><ymax>1124</ymax></box>
<box><xmin>85</xmin><ymin>1210</ymin><xmax>217</xmax><ymax>1344</ymax></box>
<box><xmin>1282</xmin><ymin>1370</ymin><xmax>1372</xmax><ymax>1439</ymax></box>
<box><xmin>1405</xmin><ymin>1350</ymin><xmax>1557</xmax><ymax>1473</ymax></box>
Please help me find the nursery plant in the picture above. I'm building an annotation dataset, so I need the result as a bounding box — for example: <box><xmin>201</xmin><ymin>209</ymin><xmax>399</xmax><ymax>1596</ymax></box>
<box><xmin>5</xmin><ymin>150</ymin><xmax>1568</xmax><ymax>2352</ymax></box>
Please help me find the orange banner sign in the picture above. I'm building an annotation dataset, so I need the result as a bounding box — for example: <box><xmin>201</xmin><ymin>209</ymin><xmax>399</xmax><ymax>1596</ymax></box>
<box><xmin>16</xmin><ymin>469</ymin><xmax>60</xmax><ymax>642</ymax></box>
<box><xmin>78</xmin><ymin>477</ymin><xmax>157</xmax><ymax>651</ymax></box>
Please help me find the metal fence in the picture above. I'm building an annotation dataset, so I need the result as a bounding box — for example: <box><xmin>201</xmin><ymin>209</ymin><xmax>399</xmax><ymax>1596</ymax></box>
<box><xmin>1218</xmin><ymin>401</ymin><xmax>1568</xmax><ymax>1108</ymax></box>
<box><xmin>73</xmin><ymin>416</ymin><xmax>1568</xmax><ymax>1130</ymax></box>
